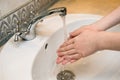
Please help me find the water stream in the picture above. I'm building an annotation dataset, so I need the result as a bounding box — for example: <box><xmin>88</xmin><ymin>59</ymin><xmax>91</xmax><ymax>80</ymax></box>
<box><xmin>56</xmin><ymin>16</ymin><xmax>75</xmax><ymax>80</ymax></box>
<box><xmin>61</xmin><ymin>16</ymin><xmax>67</xmax><ymax>71</ymax></box>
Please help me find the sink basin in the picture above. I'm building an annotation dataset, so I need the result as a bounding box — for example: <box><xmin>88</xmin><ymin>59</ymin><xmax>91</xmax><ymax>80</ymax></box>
<box><xmin>0</xmin><ymin>14</ymin><xmax>120</xmax><ymax>80</ymax></box>
<box><xmin>32</xmin><ymin>19</ymin><xmax>120</xmax><ymax>80</ymax></box>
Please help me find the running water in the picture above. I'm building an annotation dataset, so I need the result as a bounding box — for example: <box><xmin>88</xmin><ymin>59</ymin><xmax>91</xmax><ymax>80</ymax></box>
<box><xmin>61</xmin><ymin>16</ymin><xmax>67</xmax><ymax>71</ymax></box>
<box><xmin>56</xmin><ymin>16</ymin><xmax>76</xmax><ymax>80</ymax></box>
<box><xmin>62</xmin><ymin>16</ymin><xmax>68</xmax><ymax>41</ymax></box>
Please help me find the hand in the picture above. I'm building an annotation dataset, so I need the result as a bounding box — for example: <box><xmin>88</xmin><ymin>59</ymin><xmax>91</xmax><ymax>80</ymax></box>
<box><xmin>69</xmin><ymin>25</ymin><xmax>100</xmax><ymax>38</ymax></box>
<box><xmin>57</xmin><ymin>30</ymin><xmax>102</xmax><ymax>65</ymax></box>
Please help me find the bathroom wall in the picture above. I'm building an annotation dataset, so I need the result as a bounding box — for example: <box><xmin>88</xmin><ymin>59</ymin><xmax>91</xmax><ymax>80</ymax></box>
<box><xmin>0</xmin><ymin>0</ymin><xmax>58</xmax><ymax>48</ymax></box>
<box><xmin>0</xmin><ymin>0</ymin><xmax>29</xmax><ymax>17</ymax></box>
<box><xmin>51</xmin><ymin>0</ymin><xmax>120</xmax><ymax>15</ymax></box>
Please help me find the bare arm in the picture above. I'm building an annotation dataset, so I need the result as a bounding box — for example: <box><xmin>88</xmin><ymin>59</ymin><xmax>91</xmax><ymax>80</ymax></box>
<box><xmin>99</xmin><ymin>32</ymin><xmax>120</xmax><ymax>51</ymax></box>
<box><xmin>91</xmin><ymin>6</ymin><xmax>120</xmax><ymax>31</ymax></box>
<box><xmin>70</xmin><ymin>6</ymin><xmax>120</xmax><ymax>38</ymax></box>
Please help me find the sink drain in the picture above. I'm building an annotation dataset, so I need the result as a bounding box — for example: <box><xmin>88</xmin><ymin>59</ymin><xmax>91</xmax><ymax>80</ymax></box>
<box><xmin>57</xmin><ymin>70</ymin><xmax>75</xmax><ymax>80</ymax></box>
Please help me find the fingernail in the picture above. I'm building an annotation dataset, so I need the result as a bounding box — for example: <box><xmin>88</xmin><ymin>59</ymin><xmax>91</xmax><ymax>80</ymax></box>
<box><xmin>62</xmin><ymin>60</ymin><xmax>68</xmax><ymax>65</ymax></box>
<box><xmin>56</xmin><ymin>57</ymin><xmax>64</xmax><ymax>64</ymax></box>
<box><xmin>70</xmin><ymin>60</ymin><xmax>76</xmax><ymax>63</ymax></box>
<box><xmin>56</xmin><ymin>60</ymin><xmax>60</xmax><ymax>64</ymax></box>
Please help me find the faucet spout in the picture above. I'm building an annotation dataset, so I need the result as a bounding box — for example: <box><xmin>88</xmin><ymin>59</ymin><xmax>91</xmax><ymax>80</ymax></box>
<box><xmin>20</xmin><ymin>7</ymin><xmax>67</xmax><ymax>41</ymax></box>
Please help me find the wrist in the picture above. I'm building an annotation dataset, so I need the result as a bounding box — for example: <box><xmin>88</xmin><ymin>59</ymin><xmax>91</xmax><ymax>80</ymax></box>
<box><xmin>97</xmin><ymin>31</ymin><xmax>108</xmax><ymax>50</ymax></box>
<box><xmin>89</xmin><ymin>23</ymin><xmax>104</xmax><ymax>31</ymax></box>
<box><xmin>97</xmin><ymin>31</ymin><xmax>114</xmax><ymax>50</ymax></box>
<box><xmin>90</xmin><ymin>18</ymin><xmax>113</xmax><ymax>31</ymax></box>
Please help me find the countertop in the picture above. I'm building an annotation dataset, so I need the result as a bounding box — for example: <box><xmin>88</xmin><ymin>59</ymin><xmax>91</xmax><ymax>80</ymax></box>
<box><xmin>51</xmin><ymin>0</ymin><xmax>120</xmax><ymax>16</ymax></box>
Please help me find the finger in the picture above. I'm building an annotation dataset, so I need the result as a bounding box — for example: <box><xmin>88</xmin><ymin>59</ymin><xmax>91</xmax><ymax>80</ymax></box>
<box><xmin>60</xmin><ymin>39</ymin><xmax>74</xmax><ymax>47</ymax></box>
<box><xmin>63</xmin><ymin>56</ymin><xmax>77</xmax><ymax>64</ymax></box>
<box><xmin>60</xmin><ymin>55</ymin><xmax>71</xmax><ymax>65</ymax></box>
<box><xmin>56</xmin><ymin>57</ymin><xmax>64</xmax><ymax>64</ymax></box>
<box><xmin>70</xmin><ymin>53</ymin><xmax>82</xmax><ymax>60</ymax></box>
<box><xmin>62</xmin><ymin>59</ymin><xmax>69</xmax><ymax>65</ymax></box>
<box><xmin>57</xmin><ymin>49</ymin><xmax>76</xmax><ymax>57</ymax></box>
<box><xmin>57</xmin><ymin>44</ymin><xmax>74</xmax><ymax>52</ymax></box>
<box><xmin>65</xmin><ymin>53</ymin><xmax>82</xmax><ymax>60</ymax></box>
<box><xmin>62</xmin><ymin>56</ymin><xmax>77</xmax><ymax>64</ymax></box>
<box><xmin>70</xmin><ymin>59</ymin><xmax>76</xmax><ymax>63</ymax></box>
<box><xmin>70</xmin><ymin>28</ymin><xmax>82</xmax><ymax>38</ymax></box>
<box><xmin>70</xmin><ymin>25</ymin><xmax>91</xmax><ymax>38</ymax></box>
<box><xmin>67</xmin><ymin>37</ymin><xmax>71</xmax><ymax>40</ymax></box>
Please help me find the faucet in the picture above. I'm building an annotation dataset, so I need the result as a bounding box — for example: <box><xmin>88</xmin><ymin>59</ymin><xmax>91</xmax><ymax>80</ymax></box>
<box><xmin>15</xmin><ymin>7</ymin><xmax>67</xmax><ymax>41</ymax></box>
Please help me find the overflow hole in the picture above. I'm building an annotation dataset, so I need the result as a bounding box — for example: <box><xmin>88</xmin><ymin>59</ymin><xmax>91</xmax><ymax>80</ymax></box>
<box><xmin>45</xmin><ymin>43</ymin><xmax>48</xmax><ymax>50</ymax></box>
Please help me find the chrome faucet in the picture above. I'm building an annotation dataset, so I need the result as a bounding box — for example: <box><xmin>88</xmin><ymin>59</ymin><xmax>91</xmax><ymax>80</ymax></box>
<box><xmin>15</xmin><ymin>7</ymin><xmax>67</xmax><ymax>41</ymax></box>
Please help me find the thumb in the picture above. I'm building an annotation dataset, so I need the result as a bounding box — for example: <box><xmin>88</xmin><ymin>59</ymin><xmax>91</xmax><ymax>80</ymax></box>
<box><xmin>70</xmin><ymin>28</ymin><xmax>82</xmax><ymax>38</ymax></box>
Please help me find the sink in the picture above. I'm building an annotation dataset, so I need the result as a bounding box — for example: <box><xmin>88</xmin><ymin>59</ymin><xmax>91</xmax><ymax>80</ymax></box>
<box><xmin>0</xmin><ymin>14</ymin><xmax>120</xmax><ymax>80</ymax></box>
<box><xmin>32</xmin><ymin>18</ymin><xmax>120</xmax><ymax>80</ymax></box>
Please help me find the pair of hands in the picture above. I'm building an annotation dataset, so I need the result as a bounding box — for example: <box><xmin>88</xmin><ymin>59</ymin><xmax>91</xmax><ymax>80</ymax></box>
<box><xmin>56</xmin><ymin>25</ymin><xmax>103</xmax><ymax>65</ymax></box>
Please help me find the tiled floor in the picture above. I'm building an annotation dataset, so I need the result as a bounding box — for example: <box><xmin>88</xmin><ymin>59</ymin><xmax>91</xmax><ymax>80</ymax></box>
<box><xmin>51</xmin><ymin>0</ymin><xmax>120</xmax><ymax>15</ymax></box>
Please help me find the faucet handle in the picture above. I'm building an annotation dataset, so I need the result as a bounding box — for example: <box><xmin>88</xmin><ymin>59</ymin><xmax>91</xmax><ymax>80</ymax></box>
<box><xmin>14</xmin><ymin>21</ymin><xmax>21</xmax><ymax>42</ymax></box>
<box><xmin>14</xmin><ymin>32</ymin><xmax>21</xmax><ymax>42</ymax></box>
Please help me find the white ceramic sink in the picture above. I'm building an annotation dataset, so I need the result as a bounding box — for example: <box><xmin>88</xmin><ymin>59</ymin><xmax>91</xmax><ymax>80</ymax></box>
<box><xmin>0</xmin><ymin>14</ymin><xmax>120</xmax><ymax>80</ymax></box>
<box><xmin>32</xmin><ymin>19</ymin><xmax>120</xmax><ymax>80</ymax></box>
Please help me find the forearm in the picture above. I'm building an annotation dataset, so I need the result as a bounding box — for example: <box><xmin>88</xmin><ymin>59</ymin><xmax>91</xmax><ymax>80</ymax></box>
<box><xmin>91</xmin><ymin>6</ymin><xmax>120</xmax><ymax>31</ymax></box>
<box><xmin>99</xmin><ymin>32</ymin><xmax>120</xmax><ymax>51</ymax></box>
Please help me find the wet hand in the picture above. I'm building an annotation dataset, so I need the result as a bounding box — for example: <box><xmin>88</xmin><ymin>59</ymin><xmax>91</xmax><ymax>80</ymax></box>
<box><xmin>70</xmin><ymin>25</ymin><xmax>100</xmax><ymax>38</ymax></box>
<box><xmin>57</xmin><ymin>30</ymin><xmax>101</xmax><ymax>65</ymax></box>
